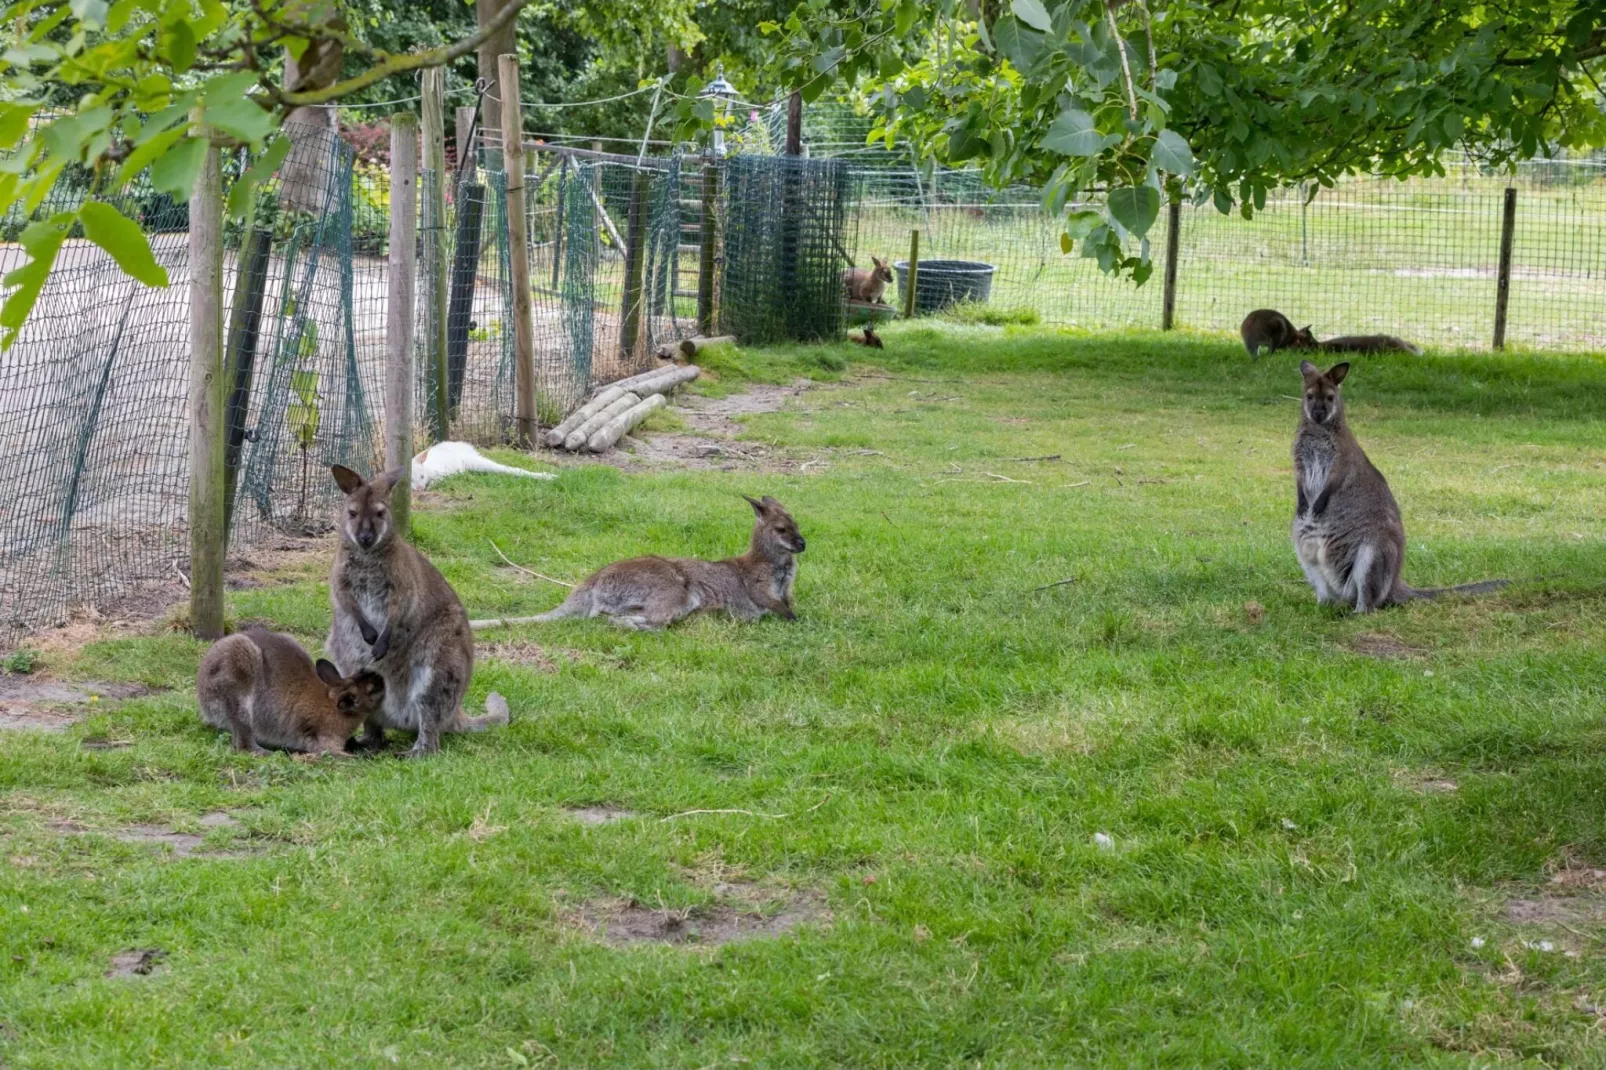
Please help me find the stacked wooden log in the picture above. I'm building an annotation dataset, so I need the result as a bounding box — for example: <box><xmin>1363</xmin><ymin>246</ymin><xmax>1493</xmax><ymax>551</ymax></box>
<box><xmin>545</xmin><ymin>363</ymin><xmax>700</xmax><ymax>453</ymax></box>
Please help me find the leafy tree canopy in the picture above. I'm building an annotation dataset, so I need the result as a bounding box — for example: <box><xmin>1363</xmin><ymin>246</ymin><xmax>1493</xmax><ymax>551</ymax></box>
<box><xmin>760</xmin><ymin>0</ymin><xmax>1606</xmax><ymax>280</ymax></box>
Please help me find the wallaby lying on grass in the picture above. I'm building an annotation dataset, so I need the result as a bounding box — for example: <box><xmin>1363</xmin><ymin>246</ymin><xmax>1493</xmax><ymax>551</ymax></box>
<box><xmin>1292</xmin><ymin>360</ymin><xmax>1506</xmax><ymax>612</ymax></box>
<box><xmin>1241</xmin><ymin>309</ymin><xmax>1317</xmax><ymax>357</ymax></box>
<box><xmin>198</xmin><ymin>628</ymin><xmax>384</xmax><ymax>754</ymax></box>
<box><xmin>327</xmin><ymin>465</ymin><xmax>506</xmax><ymax>757</ymax></box>
<box><xmin>1319</xmin><ymin>334</ymin><xmax>1423</xmax><ymax>355</ymax></box>
<box><xmin>844</xmin><ymin>256</ymin><xmax>895</xmax><ymax>305</ymax></box>
<box><xmin>534</xmin><ymin>496</ymin><xmax>806</xmax><ymax>630</ymax></box>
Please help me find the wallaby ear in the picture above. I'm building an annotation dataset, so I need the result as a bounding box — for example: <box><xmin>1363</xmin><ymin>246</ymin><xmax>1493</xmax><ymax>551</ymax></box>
<box><xmin>760</xmin><ymin>495</ymin><xmax>782</xmax><ymax>509</ymax></box>
<box><xmin>1327</xmin><ymin>362</ymin><xmax>1350</xmax><ymax>385</ymax></box>
<box><xmin>314</xmin><ymin>659</ymin><xmax>345</xmax><ymax>688</ymax></box>
<box><xmin>371</xmin><ymin>467</ymin><xmax>406</xmax><ymax>496</ymax></box>
<box><xmin>331</xmin><ymin>465</ymin><xmax>365</xmax><ymax>495</ymax></box>
<box><xmin>1299</xmin><ymin>360</ymin><xmax>1319</xmax><ymax>378</ymax></box>
<box><xmin>743</xmin><ymin>494</ymin><xmax>766</xmax><ymax>516</ymax></box>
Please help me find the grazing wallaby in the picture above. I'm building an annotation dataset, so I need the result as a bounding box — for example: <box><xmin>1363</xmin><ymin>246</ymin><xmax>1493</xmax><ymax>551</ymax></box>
<box><xmin>851</xmin><ymin>323</ymin><xmax>884</xmax><ymax>349</ymax></box>
<box><xmin>327</xmin><ymin>465</ymin><xmax>505</xmax><ymax>757</ymax></box>
<box><xmin>1241</xmin><ymin>309</ymin><xmax>1317</xmax><ymax>357</ymax></box>
<box><xmin>844</xmin><ymin>256</ymin><xmax>895</xmax><ymax>305</ymax></box>
<box><xmin>534</xmin><ymin>495</ymin><xmax>806</xmax><ymax>630</ymax></box>
<box><xmin>197</xmin><ymin>628</ymin><xmax>385</xmax><ymax>754</ymax></box>
<box><xmin>1319</xmin><ymin>334</ymin><xmax>1423</xmax><ymax>356</ymax></box>
<box><xmin>1292</xmin><ymin>361</ymin><xmax>1506</xmax><ymax>612</ymax></box>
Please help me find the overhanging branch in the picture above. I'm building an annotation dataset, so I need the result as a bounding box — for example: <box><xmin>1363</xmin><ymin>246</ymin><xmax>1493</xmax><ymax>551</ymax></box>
<box><xmin>280</xmin><ymin>0</ymin><xmax>530</xmax><ymax>106</ymax></box>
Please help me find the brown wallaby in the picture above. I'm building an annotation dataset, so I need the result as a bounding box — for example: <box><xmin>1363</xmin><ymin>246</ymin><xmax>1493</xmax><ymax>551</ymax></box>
<box><xmin>1319</xmin><ymin>334</ymin><xmax>1423</xmax><ymax>356</ymax></box>
<box><xmin>1240</xmin><ymin>309</ymin><xmax>1317</xmax><ymax>357</ymax></box>
<box><xmin>197</xmin><ymin>628</ymin><xmax>385</xmax><ymax>754</ymax></box>
<box><xmin>1292</xmin><ymin>361</ymin><xmax>1506</xmax><ymax>612</ymax></box>
<box><xmin>851</xmin><ymin>323</ymin><xmax>884</xmax><ymax>348</ymax></box>
<box><xmin>844</xmin><ymin>256</ymin><xmax>895</xmax><ymax>305</ymax></box>
<box><xmin>327</xmin><ymin>465</ymin><xmax>506</xmax><ymax>757</ymax></box>
<box><xmin>534</xmin><ymin>495</ymin><xmax>806</xmax><ymax>630</ymax></box>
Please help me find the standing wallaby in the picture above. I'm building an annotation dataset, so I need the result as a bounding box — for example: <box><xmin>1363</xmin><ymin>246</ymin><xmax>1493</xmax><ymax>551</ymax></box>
<box><xmin>327</xmin><ymin>465</ymin><xmax>505</xmax><ymax>757</ymax></box>
<box><xmin>844</xmin><ymin>256</ymin><xmax>895</xmax><ymax>305</ymax></box>
<box><xmin>1292</xmin><ymin>361</ymin><xmax>1506</xmax><ymax>612</ymax></box>
<box><xmin>1319</xmin><ymin>334</ymin><xmax>1423</xmax><ymax>356</ymax></box>
<box><xmin>534</xmin><ymin>496</ymin><xmax>806</xmax><ymax>630</ymax></box>
<box><xmin>197</xmin><ymin>628</ymin><xmax>385</xmax><ymax>754</ymax></box>
<box><xmin>1241</xmin><ymin>309</ymin><xmax>1317</xmax><ymax>357</ymax></box>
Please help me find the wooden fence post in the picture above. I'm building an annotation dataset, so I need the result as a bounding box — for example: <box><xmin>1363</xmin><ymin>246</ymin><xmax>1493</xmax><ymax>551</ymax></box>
<box><xmin>188</xmin><ymin>115</ymin><xmax>225</xmax><ymax>640</ymax></box>
<box><xmin>1493</xmin><ymin>186</ymin><xmax>1517</xmax><ymax>350</ymax></box>
<box><xmin>618</xmin><ymin>169</ymin><xmax>650</xmax><ymax>363</ymax></box>
<box><xmin>500</xmin><ymin>54</ymin><xmax>537</xmax><ymax>445</ymax></box>
<box><xmin>1161</xmin><ymin>191</ymin><xmax>1181</xmax><ymax>331</ymax></box>
<box><xmin>903</xmin><ymin>229</ymin><xmax>920</xmax><ymax>319</ymax></box>
<box><xmin>455</xmin><ymin>105</ymin><xmax>476</xmax><ymax>173</ymax></box>
<box><xmin>386</xmin><ymin>113</ymin><xmax>419</xmax><ymax>537</ymax></box>
<box><xmin>421</xmin><ymin>68</ymin><xmax>451</xmax><ymax>441</ymax></box>
<box><xmin>697</xmin><ymin>160</ymin><xmax>720</xmax><ymax>334</ymax></box>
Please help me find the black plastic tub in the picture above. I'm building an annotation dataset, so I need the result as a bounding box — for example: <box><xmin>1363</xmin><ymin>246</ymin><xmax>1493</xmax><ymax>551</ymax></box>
<box><xmin>895</xmin><ymin>259</ymin><xmax>996</xmax><ymax>314</ymax></box>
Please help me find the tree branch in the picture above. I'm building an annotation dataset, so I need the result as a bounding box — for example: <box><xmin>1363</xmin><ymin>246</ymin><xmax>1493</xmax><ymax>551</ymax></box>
<box><xmin>280</xmin><ymin>0</ymin><xmax>530</xmax><ymax>106</ymax></box>
<box><xmin>1104</xmin><ymin>0</ymin><xmax>1141</xmax><ymax>121</ymax></box>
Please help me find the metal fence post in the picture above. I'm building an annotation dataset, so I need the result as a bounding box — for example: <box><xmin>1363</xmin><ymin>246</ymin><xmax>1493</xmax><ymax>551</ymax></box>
<box><xmin>188</xmin><ymin>114</ymin><xmax>225</xmax><ymax>640</ymax></box>
<box><xmin>1161</xmin><ymin>191</ymin><xmax>1181</xmax><ymax>331</ymax></box>
<box><xmin>1493</xmin><ymin>186</ymin><xmax>1517</xmax><ymax>350</ymax></box>
<box><xmin>386</xmin><ymin>113</ymin><xmax>419</xmax><ymax>537</ymax></box>
<box><xmin>499</xmin><ymin>54</ymin><xmax>537</xmax><ymax>445</ymax></box>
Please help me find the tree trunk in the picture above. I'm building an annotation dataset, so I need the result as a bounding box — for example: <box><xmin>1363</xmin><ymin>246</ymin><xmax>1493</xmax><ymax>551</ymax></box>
<box><xmin>279</xmin><ymin>49</ymin><xmax>340</xmax><ymax>215</ymax></box>
<box><xmin>476</xmin><ymin>0</ymin><xmax>520</xmax><ymax>168</ymax></box>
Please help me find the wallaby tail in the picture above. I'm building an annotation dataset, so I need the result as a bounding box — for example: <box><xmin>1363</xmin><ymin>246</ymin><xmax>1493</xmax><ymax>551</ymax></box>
<box><xmin>531</xmin><ymin>587</ymin><xmax>591</xmax><ymax>622</ymax></box>
<box><xmin>1403</xmin><ymin>579</ymin><xmax>1509</xmax><ymax>600</ymax></box>
<box><xmin>451</xmin><ymin>692</ymin><xmax>510</xmax><ymax>732</ymax></box>
<box><xmin>475</xmin><ymin>457</ymin><xmax>555</xmax><ymax>481</ymax></box>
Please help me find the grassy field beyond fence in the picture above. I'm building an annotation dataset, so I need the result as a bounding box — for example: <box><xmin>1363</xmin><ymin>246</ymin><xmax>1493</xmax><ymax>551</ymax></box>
<box><xmin>3</xmin><ymin>325</ymin><xmax>1606</xmax><ymax>1067</ymax></box>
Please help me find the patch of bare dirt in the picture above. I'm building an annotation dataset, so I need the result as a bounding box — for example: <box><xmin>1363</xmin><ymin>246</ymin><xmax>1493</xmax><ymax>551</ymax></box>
<box><xmin>1349</xmin><ymin>633</ymin><xmax>1427</xmax><ymax>660</ymax></box>
<box><xmin>0</xmin><ymin>677</ymin><xmax>150</xmax><ymax>732</ymax></box>
<box><xmin>479</xmin><ymin>639</ymin><xmax>559</xmax><ymax>672</ymax></box>
<box><xmin>567</xmin><ymin>806</ymin><xmax>638</xmax><ymax>826</ymax></box>
<box><xmin>1505</xmin><ymin>897</ymin><xmax>1606</xmax><ymax>925</ymax></box>
<box><xmin>106</xmin><ymin>948</ymin><xmax>166</xmax><ymax>978</ymax></box>
<box><xmin>1548</xmin><ymin>863</ymin><xmax>1606</xmax><ymax>890</ymax></box>
<box><xmin>1392</xmin><ymin>768</ymin><xmax>1460</xmax><ymax>794</ymax></box>
<box><xmin>48</xmin><ymin>811</ymin><xmax>246</xmax><ymax>859</ymax></box>
<box><xmin>571</xmin><ymin>882</ymin><xmax>827</xmax><ymax>947</ymax></box>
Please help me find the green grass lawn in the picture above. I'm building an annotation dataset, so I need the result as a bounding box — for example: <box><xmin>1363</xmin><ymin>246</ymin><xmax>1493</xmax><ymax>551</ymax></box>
<box><xmin>6</xmin><ymin>324</ymin><xmax>1606</xmax><ymax>1067</ymax></box>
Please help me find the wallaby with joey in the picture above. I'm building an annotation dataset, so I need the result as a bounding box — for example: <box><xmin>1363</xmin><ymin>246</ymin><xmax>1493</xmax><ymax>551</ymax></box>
<box><xmin>534</xmin><ymin>495</ymin><xmax>806</xmax><ymax>630</ymax></box>
<box><xmin>1292</xmin><ymin>360</ymin><xmax>1506</xmax><ymax>612</ymax></box>
<box><xmin>197</xmin><ymin>628</ymin><xmax>385</xmax><ymax>754</ymax></box>
<box><xmin>844</xmin><ymin>256</ymin><xmax>895</xmax><ymax>305</ymax></box>
<box><xmin>327</xmin><ymin>465</ymin><xmax>506</xmax><ymax>757</ymax></box>
<box><xmin>1240</xmin><ymin>309</ymin><xmax>1317</xmax><ymax>357</ymax></box>
<box><xmin>1319</xmin><ymin>334</ymin><xmax>1422</xmax><ymax>356</ymax></box>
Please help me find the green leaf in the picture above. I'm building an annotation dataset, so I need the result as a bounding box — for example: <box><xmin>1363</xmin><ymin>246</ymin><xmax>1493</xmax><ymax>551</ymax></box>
<box><xmin>896</xmin><ymin>0</ymin><xmax>919</xmax><ymax>36</ymax></box>
<box><xmin>1042</xmin><ymin>109</ymin><xmax>1101</xmax><ymax>156</ymax></box>
<box><xmin>114</xmin><ymin>125</ymin><xmax>189</xmax><ymax>189</ymax></box>
<box><xmin>227</xmin><ymin>136</ymin><xmax>290</xmax><ymax>219</ymax></box>
<box><xmin>1059</xmin><ymin>231</ymin><xmax>1072</xmax><ymax>254</ymax></box>
<box><xmin>150</xmin><ymin>136</ymin><xmax>207</xmax><ymax>201</ymax></box>
<box><xmin>69</xmin><ymin>0</ymin><xmax>107</xmax><ymax>29</ymax></box>
<box><xmin>993</xmin><ymin>16</ymin><xmax>1041</xmax><ymax>70</ymax></box>
<box><xmin>1065</xmin><ymin>208</ymin><xmax>1102</xmax><ymax>238</ymax></box>
<box><xmin>1011</xmin><ymin>0</ymin><xmax>1052</xmax><ymax>33</ymax></box>
<box><xmin>1151</xmin><ymin>129</ymin><xmax>1194</xmax><ymax>175</ymax></box>
<box><xmin>0</xmin><ymin>104</ymin><xmax>37</xmax><ymax>152</ymax></box>
<box><xmin>205</xmin><ymin>94</ymin><xmax>275</xmax><ymax>145</ymax></box>
<box><xmin>79</xmin><ymin>201</ymin><xmax>169</xmax><ymax>288</ymax></box>
<box><xmin>1107</xmin><ymin>185</ymin><xmax>1160</xmax><ymax>237</ymax></box>
<box><xmin>813</xmin><ymin>45</ymin><xmax>845</xmax><ymax>74</ymax></box>
<box><xmin>0</xmin><ymin>212</ymin><xmax>75</xmax><ymax>349</ymax></box>
<box><xmin>159</xmin><ymin>19</ymin><xmax>195</xmax><ymax>72</ymax></box>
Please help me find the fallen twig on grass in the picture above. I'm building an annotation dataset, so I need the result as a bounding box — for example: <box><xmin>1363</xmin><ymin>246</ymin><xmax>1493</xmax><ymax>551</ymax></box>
<box><xmin>1009</xmin><ymin>454</ymin><xmax>1061</xmax><ymax>462</ymax></box>
<box><xmin>983</xmin><ymin>472</ymin><xmax>1032</xmax><ymax>484</ymax></box>
<box><xmin>659</xmin><ymin>794</ymin><xmax>832</xmax><ymax>823</ymax></box>
<box><xmin>1032</xmin><ymin>578</ymin><xmax>1079</xmax><ymax>592</ymax></box>
<box><xmin>1060</xmin><ymin>481</ymin><xmax>1092</xmax><ymax>488</ymax></box>
<box><xmin>850</xmin><ymin>373</ymin><xmax>962</xmax><ymax>384</ymax></box>
<box><xmin>489</xmin><ymin>540</ymin><xmax>575</xmax><ymax>588</ymax></box>
<box><xmin>468</xmin><ymin>615</ymin><xmax>551</xmax><ymax>631</ymax></box>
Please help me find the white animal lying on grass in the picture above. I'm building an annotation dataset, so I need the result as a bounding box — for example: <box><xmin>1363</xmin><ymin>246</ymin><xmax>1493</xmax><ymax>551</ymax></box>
<box><xmin>410</xmin><ymin>442</ymin><xmax>556</xmax><ymax>490</ymax></box>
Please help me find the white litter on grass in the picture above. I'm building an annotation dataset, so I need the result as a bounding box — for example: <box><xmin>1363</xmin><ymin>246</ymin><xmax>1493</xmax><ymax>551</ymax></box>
<box><xmin>1470</xmin><ymin>936</ymin><xmax>1486</xmax><ymax>950</ymax></box>
<box><xmin>411</xmin><ymin>442</ymin><xmax>556</xmax><ymax>490</ymax></box>
<box><xmin>1093</xmin><ymin>832</ymin><xmax>1114</xmax><ymax>850</ymax></box>
<box><xmin>1280</xmin><ymin>818</ymin><xmax>1298</xmax><ymax>831</ymax></box>
<box><xmin>1522</xmin><ymin>939</ymin><xmax>1556</xmax><ymax>953</ymax></box>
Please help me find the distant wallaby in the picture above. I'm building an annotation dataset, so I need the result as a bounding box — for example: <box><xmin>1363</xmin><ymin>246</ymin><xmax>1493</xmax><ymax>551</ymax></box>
<box><xmin>1292</xmin><ymin>361</ymin><xmax>1506</xmax><ymax>612</ymax></box>
<box><xmin>327</xmin><ymin>465</ymin><xmax>505</xmax><ymax>757</ymax></box>
<box><xmin>534</xmin><ymin>495</ymin><xmax>806</xmax><ymax>630</ymax></box>
<box><xmin>851</xmin><ymin>323</ymin><xmax>884</xmax><ymax>349</ymax></box>
<box><xmin>844</xmin><ymin>256</ymin><xmax>895</xmax><ymax>305</ymax></box>
<box><xmin>1319</xmin><ymin>334</ymin><xmax>1423</xmax><ymax>356</ymax></box>
<box><xmin>1241</xmin><ymin>309</ymin><xmax>1317</xmax><ymax>357</ymax></box>
<box><xmin>197</xmin><ymin>628</ymin><xmax>385</xmax><ymax>754</ymax></box>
